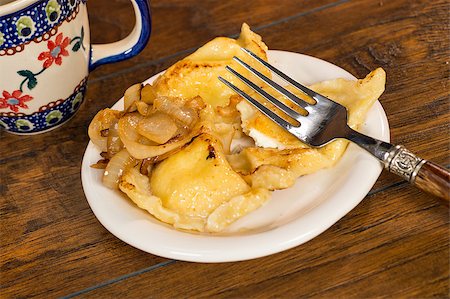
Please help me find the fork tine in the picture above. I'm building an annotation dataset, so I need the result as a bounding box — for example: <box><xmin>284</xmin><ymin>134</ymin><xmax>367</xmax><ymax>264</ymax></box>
<box><xmin>241</xmin><ymin>48</ymin><xmax>325</xmax><ymax>103</ymax></box>
<box><xmin>232</xmin><ymin>56</ymin><xmax>310</xmax><ymax>110</ymax></box>
<box><xmin>218</xmin><ymin>76</ymin><xmax>293</xmax><ymax>130</ymax></box>
<box><xmin>225</xmin><ymin>66</ymin><xmax>303</xmax><ymax>120</ymax></box>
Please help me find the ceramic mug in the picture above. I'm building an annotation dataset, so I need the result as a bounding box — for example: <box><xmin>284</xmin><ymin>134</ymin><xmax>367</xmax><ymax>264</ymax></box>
<box><xmin>0</xmin><ymin>0</ymin><xmax>151</xmax><ymax>134</ymax></box>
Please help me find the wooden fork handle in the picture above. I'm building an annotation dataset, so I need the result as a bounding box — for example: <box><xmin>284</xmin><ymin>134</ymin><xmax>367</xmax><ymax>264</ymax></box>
<box><xmin>414</xmin><ymin>161</ymin><xmax>450</xmax><ymax>201</ymax></box>
<box><xmin>385</xmin><ymin>145</ymin><xmax>450</xmax><ymax>201</ymax></box>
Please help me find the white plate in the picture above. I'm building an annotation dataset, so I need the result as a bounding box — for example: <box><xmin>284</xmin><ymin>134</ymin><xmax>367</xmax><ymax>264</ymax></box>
<box><xmin>81</xmin><ymin>50</ymin><xmax>390</xmax><ymax>263</ymax></box>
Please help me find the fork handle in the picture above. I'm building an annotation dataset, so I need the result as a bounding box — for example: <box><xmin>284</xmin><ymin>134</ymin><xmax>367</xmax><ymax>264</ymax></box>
<box><xmin>346</xmin><ymin>128</ymin><xmax>449</xmax><ymax>201</ymax></box>
<box><xmin>385</xmin><ymin>145</ymin><xmax>450</xmax><ymax>201</ymax></box>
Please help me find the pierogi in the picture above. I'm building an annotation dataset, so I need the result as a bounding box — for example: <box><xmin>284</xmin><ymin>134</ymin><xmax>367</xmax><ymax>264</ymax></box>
<box><xmin>88</xmin><ymin>23</ymin><xmax>386</xmax><ymax>233</ymax></box>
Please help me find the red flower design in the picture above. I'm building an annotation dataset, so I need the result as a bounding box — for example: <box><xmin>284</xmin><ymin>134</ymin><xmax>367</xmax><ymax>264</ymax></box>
<box><xmin>0</xmin><ymin>90</ymin><xmax>33</xmax><ymax>112</ymax></box>
<box><xmin>38</xmin><ymin>33</ymin><xmax>70</xmax><ymax>68</ymax></box>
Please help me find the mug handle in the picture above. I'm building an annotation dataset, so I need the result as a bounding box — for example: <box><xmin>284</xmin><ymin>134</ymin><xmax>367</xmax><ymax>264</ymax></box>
<box><xmin>89</xmin><ymin>0</ymin><xmax>151</xmax><ymax>70</ymax></box>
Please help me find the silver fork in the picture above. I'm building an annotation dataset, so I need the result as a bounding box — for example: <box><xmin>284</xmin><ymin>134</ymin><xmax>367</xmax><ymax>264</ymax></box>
<box><xmin>219</xmin><ymin>48</ymin><xmax>449</xmax><ymax>201</ymax></box>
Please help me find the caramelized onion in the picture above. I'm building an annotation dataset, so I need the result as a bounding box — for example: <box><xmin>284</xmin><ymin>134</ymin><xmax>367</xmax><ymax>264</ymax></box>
<box><xmin>106</xmin><ymin>119</ymin><xmax>123</xmax><ymax>157</ymax></box>
<box><xmin>103</xmin><ymin>149</ymin><xmax>135</xmax><ymax>189</ymax></box>
<box><xmin>185</xmin><ymin>96</ymin><xmax>206</xmax><ymax>111</ymax></box>
<box><xmin>91</xmin><ymin>159</ymin><xmax>109</xmax><ymax>169</ymax></box>
<box><xmin>120</xmin><ymin>130</ymin><xmax>200</xmax><ymax>159</ymax></box>
<box><xmin>153</xmin><ymin>96</ymin><xmax>198</xmax><ymax>126</ymax></box>
<box><xmin>137</xmin><ymin>135</ymin><xmax>158</xmax><ymax>146</ymax></box>
<box><xmin>145</xmin><ymin>143</ymin><xmax>186</xmax><ymax>164</ymax></box>
<box><xmin>139</xmin><ymin>158</ymin><xmax>153</xmax><ymax>176</ymax></box>
<box><xmin>141</xmin><ymin>84</ymin><xmax>156</xmax><ymax>104</ymax></box>
<box><xmin>137</xmin><ymin>112</ymin><xmax>178</xmax><ymax>144</ymax></box>
<box><xmin>118</xmin><ymin>112</ymin><xmax>201</xmax><ymax>159</ymax></box>
<box><xmin>88</xmin><ymin>109</ymin><xmax>121</xmax><ymax>152</ymax></box>
<box><xmin>117</xmin><ymin>112</ymin><xmax>143</xmax><ymax>142</ymax></box>
<box><xmin>124</xmin><ymin>83</ymin><xmax>142</xmax><ymax>111</ymax></box>
<box><xmin>174</xmin><ymin>121</ymin><xmax>190</xmax><ymax>137</ymax></box>
<box><xmin>135</xmin><ymin>101</ymin><xmax>150</xmax><ymax>116</ymax></box>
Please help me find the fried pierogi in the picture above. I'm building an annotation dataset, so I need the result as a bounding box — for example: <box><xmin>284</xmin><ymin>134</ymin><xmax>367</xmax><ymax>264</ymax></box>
<box><xmin>237</xmin><ymin>68</ymin><xmax>386</xmax><ymax>150</ymax></box>
<box><xmin>231</xmin><ymin>68</ymin><xmax>386</xmax><ymax>189</ymax></box>
<box><xmin>152</xmin><ymin>23</ymin><xmax>270</xmax><ymax>108</ymax></box>
<box><xmin>119</xmin><ymin>134</ymin><xmax>270</xmax><ymax>232</ymax></box>
<box><xmin>89</xmin><ymin>23</ymin><xmax>387</xmax><ymax>233</ymax></box>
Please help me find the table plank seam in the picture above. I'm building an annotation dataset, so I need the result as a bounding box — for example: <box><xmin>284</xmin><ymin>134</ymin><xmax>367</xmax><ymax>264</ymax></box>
<box><xmin>365</xmin><ymin>163</ymin><xmax>450</xmax><ymax>198</ymax></box>
<box><xmin>61</xmin><ymin>259</ymin><xmax>177</xmax><ymax>298</ymax></box>
<box><xmin>88</xmin><ymin>0</ymin><xmax>351</xmax><ymax>85</ymax></box>
<box><xmin>366</xmin><ymin>180</ymin><xmax>406</xmax><ymax>197</ymax></box>
<box><xmin>249</xmin><ymin>0</ymin><xmax>351</xmax><ymax>33</ymax></box>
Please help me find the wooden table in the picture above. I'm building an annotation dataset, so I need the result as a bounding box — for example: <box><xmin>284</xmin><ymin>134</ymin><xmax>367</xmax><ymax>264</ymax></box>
<box><xmin>2</xmin><ymin>0</ymin><xmax>449</xmax><ymax>297</ymax></box>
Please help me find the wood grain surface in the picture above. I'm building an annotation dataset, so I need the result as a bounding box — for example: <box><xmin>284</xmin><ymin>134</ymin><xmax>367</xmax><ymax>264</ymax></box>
<box><xmin>414</xmin><ymin>161</ymin><xmax>450</xmax><ymax>201</ymax></box>
<box><xmin>1</xmin><ymin>0</ymin><xmax>449</xmax><ymax>298</ymax></box>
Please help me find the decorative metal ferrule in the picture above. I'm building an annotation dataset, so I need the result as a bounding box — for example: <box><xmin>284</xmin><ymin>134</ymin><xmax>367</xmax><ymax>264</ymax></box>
<box><xmin>384</xmin><ymin>145</ymin><xmax>426</xmax><ymax>183</ymax></box>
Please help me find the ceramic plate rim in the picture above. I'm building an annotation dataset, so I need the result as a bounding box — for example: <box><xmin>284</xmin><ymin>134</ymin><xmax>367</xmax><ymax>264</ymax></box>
<box><xmin>81</xmin><ymin>50</ymin><xmax>390</xmax><ymax>263</ymax></box>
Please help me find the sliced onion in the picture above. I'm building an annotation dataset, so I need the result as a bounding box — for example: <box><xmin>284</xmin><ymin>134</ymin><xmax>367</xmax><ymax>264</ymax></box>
<box><xmin>88</xmin><ymin>109</ymin><xmax>121</xmax><ymax>152</ymax></box>
<box><xmin>139</xmin><ymin>158</ymin><xmax>153</xmax><ymax>176</ymax></box>
<box><xmin>119</xmin><ymin>115</ymin><xmax>203</xmax><ymax>159</ymax></box>
<box><xmin>185</xmin><ymin>96</ymin><xmax>206</xmax><ymax>111</ymax></box>
<box><xmin>91</xmin><ymin>159</ymin><xmax>109</xmax><ymax>169</ymax></box>
<box><xmin>106</xmin><ymin>119</ymin><xmax>123</xmax><ymax>157</ymax></box>
<box><xmin>153</xmin><ymin>96</ymin><xmax>198</xmax><ymax>127</ymax></box>
<box><xmin>174</xmin><ymin>120</ymin><xmax>190</xmax><ymax>137</ymax></box>
<box><xmin>124</xmin><ymin>83</ymin><xmax>142</xmax><ymax>111</ymax></box>
<box><xmin>117</xmin><ymin>112</ymin><xmax>143</xmax><ymax>142</ymax></box>
<box><xmin>120</xmin><ymin>129</ymin><xmax>201</xmax><ymax>159</ymax></box>
<box><xmin>137</xmin><ymin>112</ymin><xmax>178</xmax><ymax>144</ymax></box>
<box><xmin>135</xmin><ymin>101</ymin><xmax>150</xmax><ymax>116</ymax></box>
<box><xmin>146</xmin><ymin>143</ymin><xmax>186</xmax><ymax>163</ymax></box>
<box><xmin>137</xmin><ymin>135</ymin><xmax>158</xmax><ymax>146</ymax></box>
<box><xmin>103</xmin><ymin>149</ymin><xmax>135</xmax><ymax>189</ymax></box>
<box><xmin>141</xmin><ymin>84</ymin><xmax>156</xmax><ymax>104</ymax></box>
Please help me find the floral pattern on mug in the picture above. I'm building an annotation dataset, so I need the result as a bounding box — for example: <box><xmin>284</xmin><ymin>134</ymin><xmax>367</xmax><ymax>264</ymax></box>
<box><xmin>0</xmin><ymin>90</ymin><xmax>33</xmax><ymax>112</ymax></box>
<box><xmin>38</xmin><ymin>33</ymin><xmax>70</xmax><ymax>68</ymax></box>
<box><xmin>0</xmin><ymin>0</ymin><xmax>150</xmax><ymax>134</ymax></box>
<box><xmin>15</xmin><ymin>27</ymin><xmax>85</xmax><ymax>93</ymax></box>
<box><xmin>0</xmin><ymin>78</ymin><xmax>88</xmax><ymax>134</ymax></box>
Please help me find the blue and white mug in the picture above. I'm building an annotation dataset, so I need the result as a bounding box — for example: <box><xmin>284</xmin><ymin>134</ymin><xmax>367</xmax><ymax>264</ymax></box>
<box><xmin>0</xmin><ymin>0</ymin><xmax>151</xmax><ymax>134</ymax></box>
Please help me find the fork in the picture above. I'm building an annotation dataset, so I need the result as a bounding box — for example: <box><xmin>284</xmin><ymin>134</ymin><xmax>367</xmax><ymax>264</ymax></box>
<box><xmin>219</xmin><ymin>48</ymin><xmax>449</xmax><ymax>201</ymax></box>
